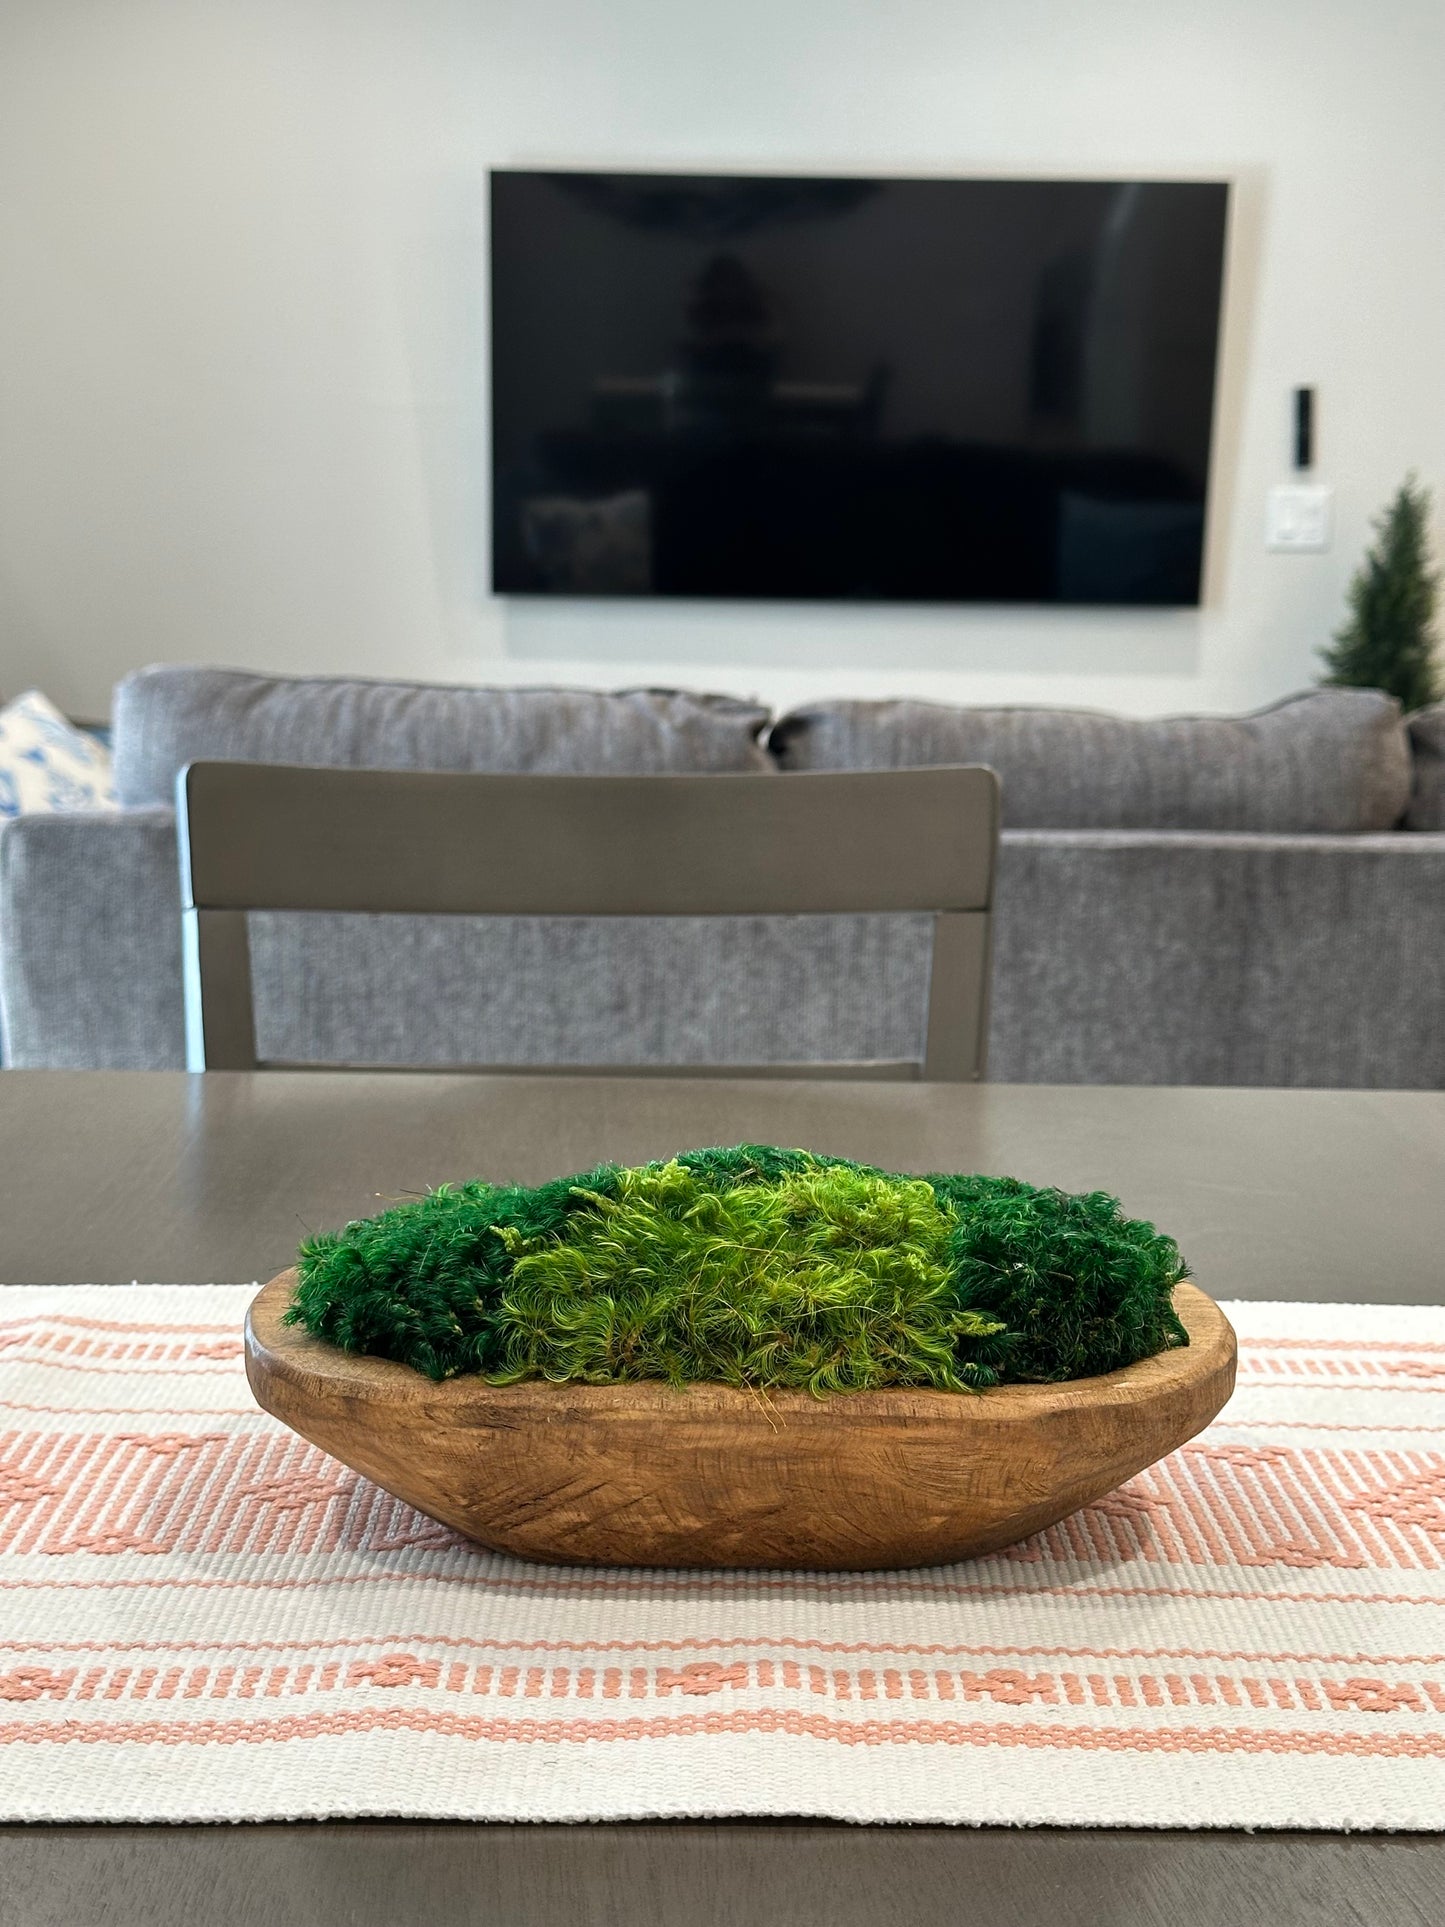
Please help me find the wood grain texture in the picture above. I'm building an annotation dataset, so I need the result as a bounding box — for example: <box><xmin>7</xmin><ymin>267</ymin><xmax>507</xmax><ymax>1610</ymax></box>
<box><xmin>244</xmin><ymin>1274</ymin><xmax>1236</xmax><ymax>1569</ymax></box>
<box><xmin>5</xmin><ymin>1822</ymin><xmax>1443</xmax><ymax>1927</ymax></box>
<box><xmin>6</xmin><ymin>1075</ymin><xmax>1445</xmax><ymax>1302</ymax></box>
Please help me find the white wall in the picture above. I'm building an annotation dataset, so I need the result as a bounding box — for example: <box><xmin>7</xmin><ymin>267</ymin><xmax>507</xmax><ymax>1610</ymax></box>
<box><xmin>1</xmin><ymin>0</ymin><xmax>1442</xmax><ymax>721</ymax></box>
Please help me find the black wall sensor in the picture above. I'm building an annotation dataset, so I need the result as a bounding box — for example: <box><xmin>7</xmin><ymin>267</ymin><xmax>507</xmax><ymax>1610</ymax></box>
<box><xmin>1293</xmin><ymin>387</ymin><xmax>1315</xmax><ymax>470</ymax></box>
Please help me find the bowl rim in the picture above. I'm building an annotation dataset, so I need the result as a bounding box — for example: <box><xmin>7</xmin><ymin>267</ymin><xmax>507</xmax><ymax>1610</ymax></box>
<box><xmin>245</xmin><ymin>1271</ymin><xmax>1236</xmax><ymax>1429</ymax></box>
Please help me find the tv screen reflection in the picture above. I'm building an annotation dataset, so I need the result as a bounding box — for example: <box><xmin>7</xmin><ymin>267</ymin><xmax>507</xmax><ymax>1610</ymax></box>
<box><xmin>490</xmin><ymin>172</ymin><xmax>1228</xmax><ymax>606</ymax></box>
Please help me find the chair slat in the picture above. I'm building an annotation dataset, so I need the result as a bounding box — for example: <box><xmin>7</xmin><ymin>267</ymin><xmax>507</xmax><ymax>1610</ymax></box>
<box><xmin>178</xmin><ymin>765</ymin><xmax>997</xmax><ymax>917</ymax></box>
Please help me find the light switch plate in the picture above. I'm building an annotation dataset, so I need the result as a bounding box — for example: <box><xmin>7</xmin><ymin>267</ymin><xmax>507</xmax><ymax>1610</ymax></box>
<box><xmin>1267</xmin><ymin>484</ymin><xmax>1333</xmax><ymax>551</ymax></box>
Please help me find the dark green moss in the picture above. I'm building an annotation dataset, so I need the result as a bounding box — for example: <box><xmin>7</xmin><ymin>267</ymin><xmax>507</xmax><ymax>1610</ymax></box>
<box><xmin>287</xmin><ymin>1146</ymin><xmax>1189</xmax><ymax>1390</ymax></box>
<box><xmin>928</xmin><ymin>1173</ymin><xmax>1190</xmax><ymax>1381</ymax></box>
<box><xmin>289</xmin><ymin>1163</ymin><xmax>624</xmax><ymax>1380</ymax></box>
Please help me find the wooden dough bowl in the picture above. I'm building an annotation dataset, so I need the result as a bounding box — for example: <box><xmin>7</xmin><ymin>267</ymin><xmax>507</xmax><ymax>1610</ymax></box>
<box><xmin>245</xmin><ymin>1272</ymin><xmax>1236</xmax><ymax>1571</ymax></box>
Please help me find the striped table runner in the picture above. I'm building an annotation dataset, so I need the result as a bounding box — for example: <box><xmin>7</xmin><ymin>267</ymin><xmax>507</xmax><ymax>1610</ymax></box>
<box><xmin>1</xmin><ymin>1286</ymin><xmax>1442</xmax><ymax>1825</ymax></box>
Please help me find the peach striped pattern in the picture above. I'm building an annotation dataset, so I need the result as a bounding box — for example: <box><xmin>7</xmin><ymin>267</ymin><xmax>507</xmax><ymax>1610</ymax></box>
<box><xmin>1</xmin><ymin>1286</ymin><xmax>1443</xmax><ymax>1827</ymax></box>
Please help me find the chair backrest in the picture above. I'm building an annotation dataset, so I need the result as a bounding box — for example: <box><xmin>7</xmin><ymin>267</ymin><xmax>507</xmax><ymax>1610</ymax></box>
<box><xmin>176</xmin><ymin>762</ymin><xmax>1000</xmax><ymax>1078</ymax></box>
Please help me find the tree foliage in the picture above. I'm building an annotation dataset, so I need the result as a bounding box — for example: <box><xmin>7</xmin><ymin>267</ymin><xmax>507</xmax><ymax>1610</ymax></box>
<box><xmin>1321</xmin><ymin>476</ymin><xmax>1442</xmax><ymax>710</ymax></box>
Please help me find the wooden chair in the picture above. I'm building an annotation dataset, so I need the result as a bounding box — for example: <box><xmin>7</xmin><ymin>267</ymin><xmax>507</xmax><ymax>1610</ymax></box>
<box><xmin>176</xmin><ymin>762</ymin><xmax>1000</xmax><ymax>1079</ymax></box>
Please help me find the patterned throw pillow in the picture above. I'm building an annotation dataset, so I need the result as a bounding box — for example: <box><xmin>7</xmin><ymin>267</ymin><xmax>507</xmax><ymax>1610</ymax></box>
<box><xmin>0</xmin><ymin>689</ymin><xmax>119</xmax><ymax>820</ymax></box>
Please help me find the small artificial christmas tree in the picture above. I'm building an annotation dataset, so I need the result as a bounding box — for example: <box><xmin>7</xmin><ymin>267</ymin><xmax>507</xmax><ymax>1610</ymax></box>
<box><xmin>1320</xmin><ymin>475</ymin><xmax>1442</xmax><ymax>710</ymax></box>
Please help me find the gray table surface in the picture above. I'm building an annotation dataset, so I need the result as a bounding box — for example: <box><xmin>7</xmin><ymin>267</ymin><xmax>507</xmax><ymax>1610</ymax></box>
<box><xmin>1</xmin><ymin>1071</ymin><xmax>1442</xmax><ymax>1925</ymax></box>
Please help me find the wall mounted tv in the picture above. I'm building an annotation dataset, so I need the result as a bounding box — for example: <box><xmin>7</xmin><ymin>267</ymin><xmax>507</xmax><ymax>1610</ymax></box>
<box><xmin>490</xmin><ymin>171</ymin><xmax>1229</xmax><ymax>605</ymax></box>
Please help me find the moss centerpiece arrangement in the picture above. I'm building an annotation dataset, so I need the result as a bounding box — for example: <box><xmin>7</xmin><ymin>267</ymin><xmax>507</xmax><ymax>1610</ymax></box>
<box><xmin>286</xmin><ymin>1144</ymin><xmax>1190</xmax><ymax>1391</ymax></box>
<box><xmin>248</xmin><ymin>1144</ymin><xmax>1233</xmax><ymax>1569</ymax></box>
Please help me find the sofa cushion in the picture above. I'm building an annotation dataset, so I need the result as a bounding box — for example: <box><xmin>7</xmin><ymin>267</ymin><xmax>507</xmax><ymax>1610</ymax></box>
<box><xmin>1404</xmin><ymin>703</ymin><xmax>1445</xmax><ymax>830</ymax></box>
<box><xmin>112</xmin><ymin>667</ymin><xmax>772</xmax><ymax>806</ymax></box>
<box><xmin>768</xmin><ymin>689</ymin><xmax>1412</xmax><ymax>832</ymax></box>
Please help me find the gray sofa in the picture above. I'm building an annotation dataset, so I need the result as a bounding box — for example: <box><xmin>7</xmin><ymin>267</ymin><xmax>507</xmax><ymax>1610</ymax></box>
<box><xmin>3</xmin><ymin>665</ymin><xmax>1443</xmax><ymax>1087</ymax></box>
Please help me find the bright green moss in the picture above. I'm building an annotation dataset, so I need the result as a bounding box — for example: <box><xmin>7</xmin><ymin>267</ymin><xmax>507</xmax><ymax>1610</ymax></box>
<box><xmin>287</xmin><ymin>1145</ymin><xmax>1189</xmax><ymax>1391</ymax></box>
<box><xmin>492</xmin><ymin>1159</ymin><xmax>1004</xmax><ymax>1393</ymax></box>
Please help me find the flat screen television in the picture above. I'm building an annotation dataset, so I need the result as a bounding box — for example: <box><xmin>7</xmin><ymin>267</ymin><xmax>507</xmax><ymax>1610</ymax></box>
<box><xmin>490</xmin><ymin>171</ymin><xmax>1229</xmax><ymax>605</ymax></box>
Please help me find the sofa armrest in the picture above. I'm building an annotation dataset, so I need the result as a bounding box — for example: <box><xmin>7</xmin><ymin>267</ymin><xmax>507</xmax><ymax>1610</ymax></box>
<box><xmin>0</xmin><ymin>809</ymin><xmax>185</xmax><ymax>1068</ymax></box>
<box><xmin>991</xmin><ymin>828</ymin><xmax>1445</xmax><ymax>1087</ymax></box>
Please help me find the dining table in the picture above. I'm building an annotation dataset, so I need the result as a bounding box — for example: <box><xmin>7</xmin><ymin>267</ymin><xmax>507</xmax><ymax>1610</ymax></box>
<box><xmin>1</xmin><ymin>1068</ymin><xmax>1442</xmax><ymax>1926</ymax></box>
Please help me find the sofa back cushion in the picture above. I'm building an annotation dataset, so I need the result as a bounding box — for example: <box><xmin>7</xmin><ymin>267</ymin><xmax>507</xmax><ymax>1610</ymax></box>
<box><xmin>769</xmin><ymin>689</ymin><xmax>1412</xmax><ymax>832</ymax></box>
<box><xmin>112</xmin><ymin>667</ymin><xmax>772</xmax><ymax>806</ymax></box>
<box><xmin>1404</xmin><ymin>703</ymin><xmax>1445</xmax><ymax>830</ymax></box>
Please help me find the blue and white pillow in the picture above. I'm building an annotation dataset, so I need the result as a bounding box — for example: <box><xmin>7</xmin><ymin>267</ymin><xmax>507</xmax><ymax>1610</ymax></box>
<box><xmin>0</xmin><ymin>690</ymin><xmax>119</xmax><ymax>819</ymax></box>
